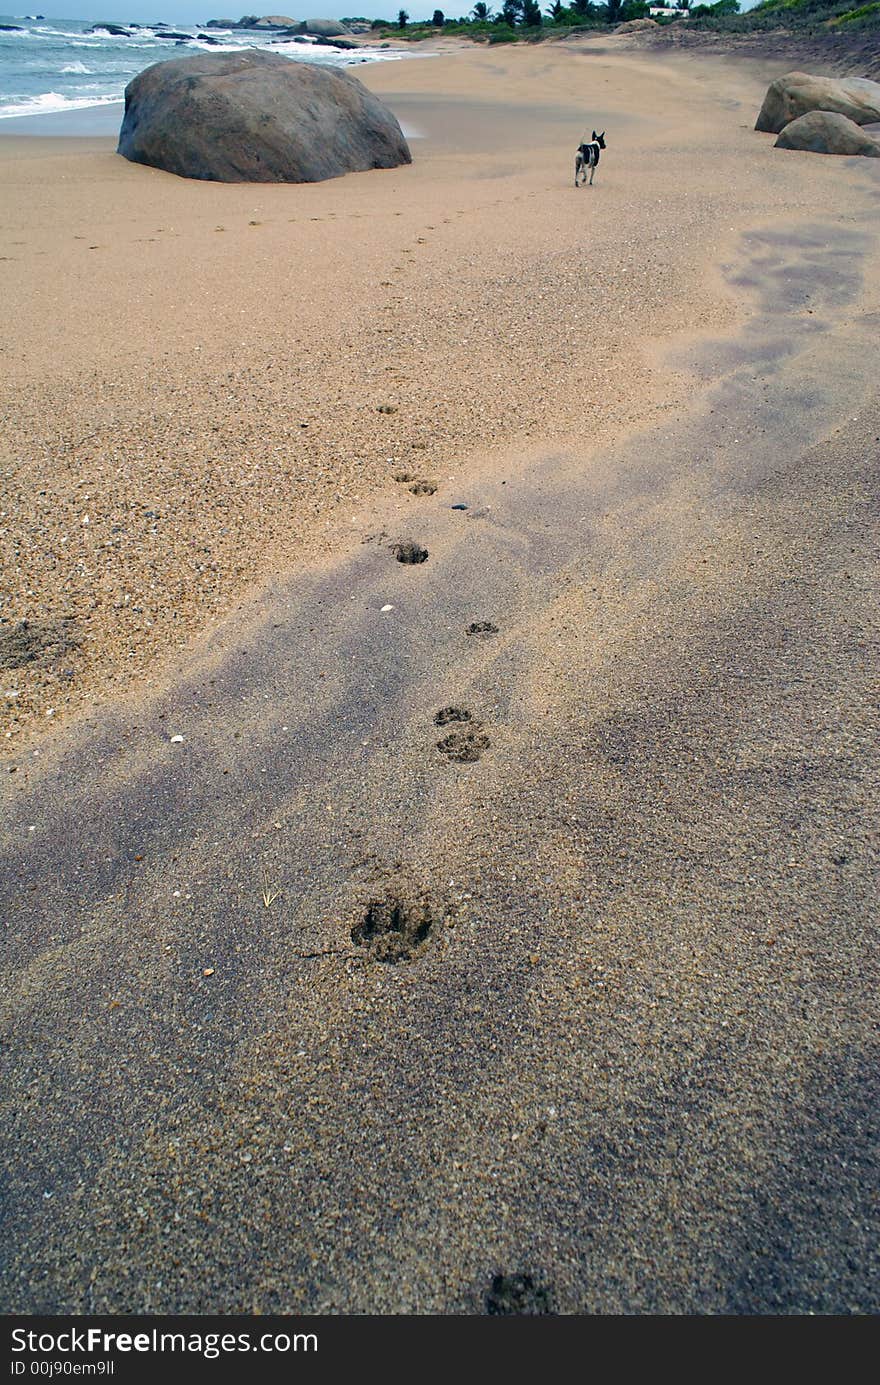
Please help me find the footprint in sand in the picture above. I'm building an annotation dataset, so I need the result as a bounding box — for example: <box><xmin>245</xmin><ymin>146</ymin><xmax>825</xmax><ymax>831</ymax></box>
<box><xmin>393</xmin><ymin>472</ymin><xmax>437</xmax><ymax>497</ymax></box>
<box><xmin>392</xmin><ymin>540</ymin><xmax>429</xmax><ymax>565</ymax></box>
<box><xmin>350</xmin><ymin>886</ymin><xmax>437</xmax><ymax>964</ymax></box>
<box><xmin>485</xmin><ymin>1273</ymin><xmax>555</xmax><ymax>1316</ymax></box>
<box><xmin>434</xmin><ymin>707</ymin><xmax>490</xmax><ymax>764</ymax></box>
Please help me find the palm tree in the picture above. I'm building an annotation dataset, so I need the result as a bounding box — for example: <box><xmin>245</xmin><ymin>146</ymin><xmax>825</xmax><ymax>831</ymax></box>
<box><xmin>398</xmin><ymin>8</ymin><xmax>409</xmax><ymax>26</ymax></box>
<box><xmin>471</xmin><ymin>0</ymin><xmax>493</xmax><ymax>15</ymax></box>
<box><xmin>546</xmin><ymin>0</ymin><xmax>564</xmax><ymax>17</ymax></box>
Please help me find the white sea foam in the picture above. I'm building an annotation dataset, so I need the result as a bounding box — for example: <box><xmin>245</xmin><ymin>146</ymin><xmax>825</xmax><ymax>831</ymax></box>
<box><xmin>60</xmin><ymin>62</ymin><xmax>91</xmax><ymax>74</ymax></box>
<box><xmin>0</xmin><ymin>90</ymin><xmax>123</xmax><ymax>120</ymax></box>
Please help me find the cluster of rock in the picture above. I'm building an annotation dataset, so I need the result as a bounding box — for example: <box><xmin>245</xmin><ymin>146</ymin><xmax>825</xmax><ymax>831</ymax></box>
<box><xmin>86</xmin><ymin>22</ymin><xmax>220</xmax><ymax>40</ymax></box>
<box><xmin>82</xmin><ymin>17</ymin><xmax>358</xmax><ymax>41</ymax></box>
<box><xmin>756</xmin><ymin>72</ymin><xmax>880</xmax><ymax>157</ymax></box>
<box><xmin>117</xmin><ymin>49</ymin><xmax>411</xmax><ymax>184</ymax></box>
<box><xmin>205</xmin><ymin>17</ymin><xmax>353</xmax><ymax>34</ymax></box>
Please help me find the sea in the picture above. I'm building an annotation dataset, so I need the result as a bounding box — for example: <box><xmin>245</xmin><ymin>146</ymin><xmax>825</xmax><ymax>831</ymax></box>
<box><xmin>0</xmin><ymin>15</ymin><xmax>413</xmax><ymax>127</ymax></box>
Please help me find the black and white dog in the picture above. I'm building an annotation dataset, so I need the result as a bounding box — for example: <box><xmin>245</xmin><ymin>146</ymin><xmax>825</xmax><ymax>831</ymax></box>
<box><xmin>575</xmin><ymin>130</ymin><xmax>606</xmax><ymax>187</ymax></box>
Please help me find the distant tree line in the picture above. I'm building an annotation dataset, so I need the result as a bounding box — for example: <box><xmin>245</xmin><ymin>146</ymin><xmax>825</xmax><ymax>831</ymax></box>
<box><xmin>365</xmin><ymin>0</ymin><xmax>741</xmax><ymax>35</ymax></box>
<box><xmin>357</xmin><ymin>0</ymin><xmax>880</xmax><ymax>33</ymax></box>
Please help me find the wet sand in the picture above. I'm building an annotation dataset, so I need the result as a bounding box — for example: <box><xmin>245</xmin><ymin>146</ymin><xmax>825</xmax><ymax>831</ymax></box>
<box><xmin>1</xmin><ymin>37</ymin><xmax>878</xmax><ymax>1313</ymax></box>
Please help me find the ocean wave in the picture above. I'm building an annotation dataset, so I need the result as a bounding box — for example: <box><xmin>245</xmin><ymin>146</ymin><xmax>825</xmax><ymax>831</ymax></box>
<box><xmin>0</xmin><ymin>90</ymin><xmax>122</xmax><ymax>120</ymax></box>
<box><xmin>60</xmin><ymin>61</ymin><xmax>91</xmax><ymax>74</ymax></box>
<box><xmin>190</xmin><ymin>40</ymin><xmax>254</xmax><ymax>52</ymax></box>
<box><xmin>32</xmin><ymin>28</ymin><xmax>93</xmax><ymax>40</ymax></box>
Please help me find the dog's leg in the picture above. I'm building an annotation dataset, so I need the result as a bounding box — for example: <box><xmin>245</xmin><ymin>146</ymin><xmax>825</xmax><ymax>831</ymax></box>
<box><xmin>589</xmin><ymin>159</ymin><xmax>595</xmax><ymax>186</ymax></box>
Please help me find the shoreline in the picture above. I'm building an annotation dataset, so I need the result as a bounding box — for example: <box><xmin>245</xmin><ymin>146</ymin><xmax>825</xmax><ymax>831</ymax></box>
<box><xmin>0</xmin><ymin>100</ymin><xmax>124</xmax><ymax>137</ymax></box>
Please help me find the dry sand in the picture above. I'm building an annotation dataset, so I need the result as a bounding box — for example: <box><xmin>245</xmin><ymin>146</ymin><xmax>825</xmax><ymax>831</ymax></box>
<box><xmin>0</xmin><ymin>35</ymin><xmax>878</xmax><ymax>1314</ymax></box>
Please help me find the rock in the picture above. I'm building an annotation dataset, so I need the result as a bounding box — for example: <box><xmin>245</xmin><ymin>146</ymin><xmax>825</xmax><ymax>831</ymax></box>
<box><xmin>117</xmin><ymin>50</ymin><xmax>411</xmax><ymax>184</ymax></box>
<box><xmin>313</xmin><ymin>34</ymin><xmax>358</xmax><ymax>48</ymax></box>
<box><xmin>756</xmin><ymin>71</ymin><xmax>880</xmax><ymax>135</ymax></box>
<box><xmin>155</xmin><ymin>31</ymin><xmax>193</xmax><ymax>40</ymax></box>
<box><xmin>0</xmin><ymin>23</ymin><xmax>25</xmax><ymax>30</ymax></box>
<box><xmin>251</xmin><ymin>14</ymin><xmax>298</xmax><ymax>26</ymax></box>
<box><xmin>302</xmin><ymin>19</ymin><xmax>351</xmax><ymax>36</ymax></box>
<box><xmin>204</xmin><ymin>18</ymin><xmax>238</xmax><ymax>27</ymax></box>
<box><xmin>86</xmin><ymin>23</ymin><xmax>131</xmax><ymax>35</ymax></box>
<box><xmin>774</xmin><ymin>111</ymin><xmax>880</xmax><ymax>157</ymax></box>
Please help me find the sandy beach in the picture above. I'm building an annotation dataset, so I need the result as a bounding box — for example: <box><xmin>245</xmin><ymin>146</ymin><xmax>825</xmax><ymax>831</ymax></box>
<box><xmin>1</xmin><ymin>32</ymin><xmax>878</xmax><ymax>1313</ymax></box>
<box><xmin>0</xmin><ymin>34</ymin><xmax>808</xmax><ymax>751</ymax></box>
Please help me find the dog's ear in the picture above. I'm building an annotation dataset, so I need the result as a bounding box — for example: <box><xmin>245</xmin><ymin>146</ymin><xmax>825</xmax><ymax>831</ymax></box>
<box><xmin>592</xmin><ymin>130</ymin><xmax>597</xmax><ymax>140</ymax></box>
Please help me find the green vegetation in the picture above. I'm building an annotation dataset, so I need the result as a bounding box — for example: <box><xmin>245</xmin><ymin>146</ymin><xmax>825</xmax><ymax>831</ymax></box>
<box><xmin>826</xmin><ymin>0</ymin><xmax>880</xmax><ymax>22</ymax></box>
<box><xmin>367</xmin><ymin>1</ymin><xmax>653</xmax><ymax>41</ymax></box>
<box><xmin>686</xmin><ymin>0</ymin><xmax>880</xmax><ymax>30</ymax></box>
<box><xmin>367</xmin><ymin>0</ymin><xmax>878</xmax><ymax>39</ymax></box>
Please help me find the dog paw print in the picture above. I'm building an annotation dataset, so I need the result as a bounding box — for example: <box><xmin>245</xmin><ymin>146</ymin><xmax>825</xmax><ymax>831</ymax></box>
<box><xmin>393</xmin><ymin>539</ymin><xmax>429</xmax><ymax>565</ymax></box>
<box><xmin>434</xmin><ymin>707</ymin><xmax>490</xmax><ymax>764</ymax></box>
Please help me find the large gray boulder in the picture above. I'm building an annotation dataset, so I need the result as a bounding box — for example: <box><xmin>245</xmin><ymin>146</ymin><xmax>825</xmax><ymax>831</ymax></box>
<box><xmin>303</xmin><ymin>19</ymin><xmax>351</xmax><ymax>36</ymax></box>
<box><xmin>756</xmin><ymin>71</ymin><xmax>880</xmax><ymax>134</ymax></box>
<box><xmin>283</xmin><ymin>19</ymin><xmax>352</xmax><ymax>36</ymax></box>
<box><xmin>117</xmin><ymin>50</ymin><xmax>411</xmax><ymax>183</ymax></box>
<box><xmin>774</xmin><ymin>111</ymin><xmax>880</xmax><ymax>157</ymax></box>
